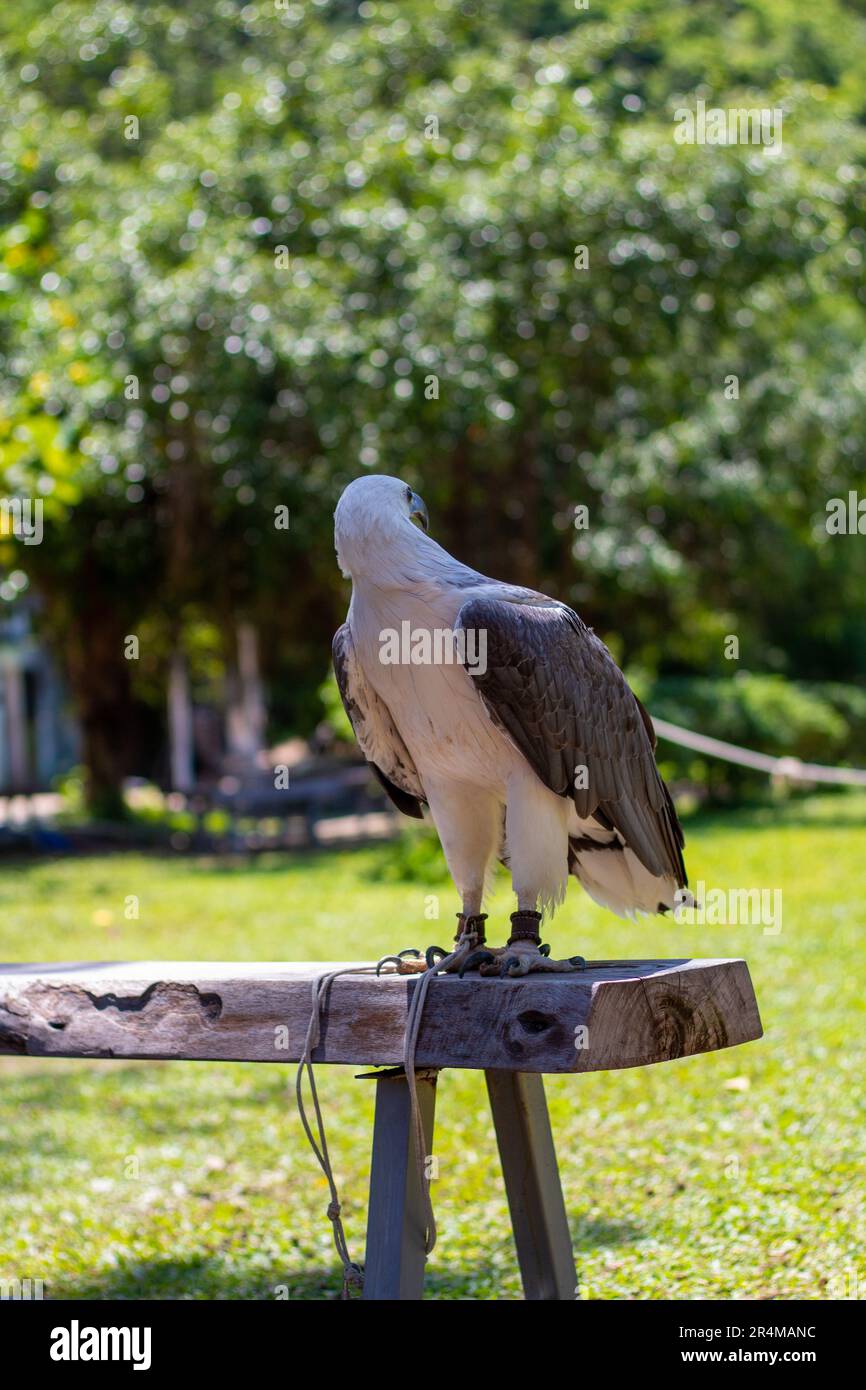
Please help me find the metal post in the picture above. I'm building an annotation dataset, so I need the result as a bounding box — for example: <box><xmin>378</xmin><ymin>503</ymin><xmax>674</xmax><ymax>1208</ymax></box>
<box><xmin>362</xmin><ymin>1068</ymin><xmax>437</xmax><ymax>1300</ymax></box>
<box><xmin>485</xmin><ymin>1069</ymin><xmax>576</xmax><ymax>1300</ymax></box>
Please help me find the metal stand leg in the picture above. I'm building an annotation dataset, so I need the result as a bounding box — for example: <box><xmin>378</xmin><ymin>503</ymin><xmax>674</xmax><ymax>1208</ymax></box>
<box><xmin>485</xmin><ymin>1070</ymin><xmax>576</xmax><ymax>1300</ymax></box>
<box><xmin>362</xmin><ymin>1069</ymin><xmax>437</xmax><ymax>1300</ymax></box>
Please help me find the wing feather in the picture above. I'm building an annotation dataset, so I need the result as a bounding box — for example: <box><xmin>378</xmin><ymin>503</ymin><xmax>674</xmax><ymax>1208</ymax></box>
<box><xmin>457</xmin><ymin>598</ymin><xmax>686</xmax><ymax>885</ymax></box>
<box><xmin>332</xmin><ymin>623</ymin><xmax>425</xmax><ymax>819</ymax></box>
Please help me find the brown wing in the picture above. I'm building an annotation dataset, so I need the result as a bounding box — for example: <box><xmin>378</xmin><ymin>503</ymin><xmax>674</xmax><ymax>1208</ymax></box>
<box><xmin>332</xmin><ymin>623</ymin><xmax>425</xmax><ymax>819</ymax></box>
<box><xmin>457</xmin><ymin>598</ymin><xmax>686</xmax><ymax>884</ymax></box>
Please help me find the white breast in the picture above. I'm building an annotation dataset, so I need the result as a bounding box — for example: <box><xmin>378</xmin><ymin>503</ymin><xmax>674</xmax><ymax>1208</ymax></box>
<box><xmin>350</xmin><ymin>585</ymin><xmax>519</xmax><ymax>793</ymax></box>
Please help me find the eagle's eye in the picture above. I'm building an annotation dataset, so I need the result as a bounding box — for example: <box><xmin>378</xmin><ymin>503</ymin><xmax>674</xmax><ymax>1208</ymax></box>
<box><xmin>405</xmin><ymin>485</ymin><xmax>413</xmax><ymax>504</ymax></box>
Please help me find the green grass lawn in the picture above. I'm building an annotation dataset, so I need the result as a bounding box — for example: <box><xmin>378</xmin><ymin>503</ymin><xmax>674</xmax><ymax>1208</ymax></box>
<box><xmin>1</xmin><ymin>793</ymin><xmax>864</xmax><ymax>1300</ymax></box>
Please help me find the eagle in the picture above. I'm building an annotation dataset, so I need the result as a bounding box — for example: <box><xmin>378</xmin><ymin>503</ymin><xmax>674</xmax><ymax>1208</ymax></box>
<box><xmin>332</xmin><ymin>474</ymin><xmax>688</xmax><ymax>976</ymax></box>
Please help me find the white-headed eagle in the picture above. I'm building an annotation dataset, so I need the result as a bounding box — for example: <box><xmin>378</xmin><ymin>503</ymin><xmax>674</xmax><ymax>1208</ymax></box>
<box><xmin>333</xmin><ymin>475</ymin><xmax>688</xmax><ymax>976</ymax></box>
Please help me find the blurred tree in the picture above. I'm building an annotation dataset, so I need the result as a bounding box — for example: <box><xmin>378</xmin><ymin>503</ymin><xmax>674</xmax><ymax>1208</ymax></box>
<box><xmin>1</xmin><ymin>0</ymin><xmax>865</xmax><ymax>811</ymax></box>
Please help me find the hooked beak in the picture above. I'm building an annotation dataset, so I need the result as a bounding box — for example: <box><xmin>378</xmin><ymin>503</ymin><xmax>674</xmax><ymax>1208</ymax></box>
<box><xmin>409</xmin><ymin>490</ymin><xmax>429</xmax><ymax>532</ymax></box>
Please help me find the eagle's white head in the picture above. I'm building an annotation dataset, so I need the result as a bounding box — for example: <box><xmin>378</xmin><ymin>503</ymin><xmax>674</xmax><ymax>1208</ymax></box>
<box><xmin>334</xmin><ymin>474</ymin><xmax>429</xmax><ymax>579</ymax></box>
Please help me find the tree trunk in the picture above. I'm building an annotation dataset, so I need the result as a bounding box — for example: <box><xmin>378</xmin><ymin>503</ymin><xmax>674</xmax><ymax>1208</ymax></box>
<box><xmin>225</xmin><ymin>621</ymin><xmax>265</xmax><ymax>771</ymax></box>
<box><xmin>167</xmin><ymin>647</ymin><xmax>194</xmax><ymax>792</ymax></box>
<box><xmin>62</xmin><ymin>601</ymin><xmax>136</xmax><ymax>820</ymax></box>
<box><xmin>1</xmin><ymin>661</ymin><xmax>29</xmax><ymax>791</ymax></box>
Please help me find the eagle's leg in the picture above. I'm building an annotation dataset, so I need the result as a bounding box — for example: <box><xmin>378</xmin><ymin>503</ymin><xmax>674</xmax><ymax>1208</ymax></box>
<box><xmin>487</xmin><ymin>910</ymin><xmax>585</xmax><ymax>975</ymax></box>
<box><xmin>424</xmin><ymin>912</ymin><xmax>487</xmax><ymax>971</ymax></box>
<box><xmin>465</xmin><ymin>778</ymin><xmax>586</xmax><ymax>975</ymax></box>
<box><xmin>460</xmin><ymin>911</ymin><xmax>584</xmax><ymax>976</ymax></box>
<box><xmin>420</xmin><ymin>781</ymin><xmax>501</xmax><ymax>972</ymax></box>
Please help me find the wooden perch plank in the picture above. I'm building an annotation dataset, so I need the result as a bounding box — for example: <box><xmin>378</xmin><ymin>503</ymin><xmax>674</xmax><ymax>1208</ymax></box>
<box><xmin>0</xmin><ymin>959</ymin><xmax>762</xmax><ymax>1073</ymax></box>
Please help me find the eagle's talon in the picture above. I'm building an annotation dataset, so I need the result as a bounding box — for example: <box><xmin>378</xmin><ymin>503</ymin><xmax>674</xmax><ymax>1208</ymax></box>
<box><xmin>424</xmin><ymin>945</ymin><xmax>448</xmax><ymax>970</ymax></box>
<box><xmin>458</xmin><ymin>949</ymin><xmax>496</xmax><ymax>977</ymax></box>
<box><xmin>377</xmin><ymin>950</ymin><xmax>429</xmax><ymax>975</ymax></box>
<box><xmin>376</xmin><ymin>955</ymin><xmax>402</xmax><ymax>976</ymax></box>
<box><xmin>469</xmin><ymin>942</ymin><xmax>588</xmax><ymax>975</ymax></box>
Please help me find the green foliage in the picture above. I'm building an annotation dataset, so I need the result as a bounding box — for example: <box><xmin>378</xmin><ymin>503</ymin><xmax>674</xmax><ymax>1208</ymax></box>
<box><xmin>360</xmin><ymin>822</ymin><xmax>449</xmax><ymax>884</ymax></box>
<box><xmin>811</xmin><ymin>682</ymin><xmax>866</xmax><ymax>765</ymax></box>
<box><xmin>316</xmin><ymin>668</ymin><xmax>354</xmax><ymax>744</ymax></box>
<box><xmin>1</xmin><ymin>0</ymin><xmax>866</xmax><ymax>806</ymax></box>
<box><xmin>648</xmin><ymin>672</ymin><xmax>866</xmax><ymax>798</ymax></box>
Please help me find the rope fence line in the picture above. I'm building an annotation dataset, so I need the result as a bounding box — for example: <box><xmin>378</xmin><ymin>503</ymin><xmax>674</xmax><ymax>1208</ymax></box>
<box><xmin>652</xmin><ymin>717</ymin><xmax>866</xmax><ymax>787</ymax></box>
<box><xmin>3</xmin><ymin>719</ymin><xmax>866</xmax><ymax>824</ymax></box>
